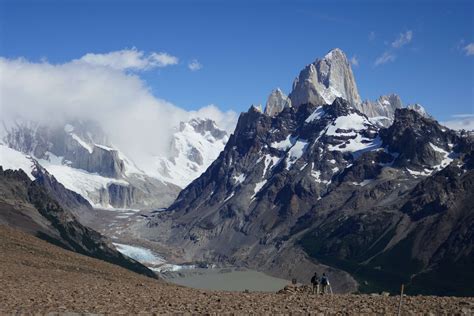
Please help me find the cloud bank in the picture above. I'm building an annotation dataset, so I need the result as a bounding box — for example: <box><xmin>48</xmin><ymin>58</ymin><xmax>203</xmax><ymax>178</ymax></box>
<box><xmin>0</xmin><ymin>51</ymin><xmax>237</xmax><ymax>168</ymax></box>
<box><xmin>441</xmin><ymin>114</ymin><xmax>474</xmax><ymax>131</ymax></box>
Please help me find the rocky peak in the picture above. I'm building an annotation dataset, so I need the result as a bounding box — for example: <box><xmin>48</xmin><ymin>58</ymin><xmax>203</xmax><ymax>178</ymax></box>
<box><xmin>289</xmin><ymin>48</ymin><xmax>361</xmax><ymax>108</ymax></box>
<box><xmin>358</xmin><ymin>94</ymin><xmax>402</xmax><ymax>118</ymax></box>
<box><xmin>380</xmin><ymin>108</ymin><xmax>460</xmax><ymax>171</ymax></box>
<box><xmin>407</xmin><ymin>103</ymin><xmax>431</xmax><ymax>119</ymax></box>
<box><xmin>180</xmin><ymin>118</ymin><xmax>227</xmax><ymax>140</ymax></box>
<box><xmin>264</xmin><ymin>88</ymin><xmax>292</xmax><ymax>117</ymax></box>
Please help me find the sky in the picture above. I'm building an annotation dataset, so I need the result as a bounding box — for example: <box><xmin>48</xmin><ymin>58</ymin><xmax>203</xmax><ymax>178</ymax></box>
<box><xmin>0</xmin><ymin>0</ymin><xmax>473</xmax><ymax>126</ymax></box>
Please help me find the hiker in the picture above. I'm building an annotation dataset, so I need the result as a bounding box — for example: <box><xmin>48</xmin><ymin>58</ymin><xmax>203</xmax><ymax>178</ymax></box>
<box><xmin>320</xmin><ymin>273</ymin><xmax>329</xmax><ymax>295</ymax></box>
<box><xmin>310</xmin><ymin>272</ymin><xmax>320</xmax><ymax>294</ymax></box>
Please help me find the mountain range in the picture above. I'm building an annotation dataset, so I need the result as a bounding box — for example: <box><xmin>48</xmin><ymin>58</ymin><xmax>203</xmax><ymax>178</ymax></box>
<box><xmin>141</xmin><ymin>49</ymin><xmax>473</xmax><ymax>296</ymax></box>
<box><xmin>0</xmin><ymin>48</ymin><xmax>472</xmax><ymax>296</ymax></box>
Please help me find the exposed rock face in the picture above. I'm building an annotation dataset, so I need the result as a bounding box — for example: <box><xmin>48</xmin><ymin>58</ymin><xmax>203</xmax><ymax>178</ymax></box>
<box><xmin>289</xmin><ymin>48</ymin><xmax>362</xmax><ymax>108</ymax></box>
<box><xmin>264</xmin><ymin>88</ymin><xmax>292</xmax><ymax>117</ymax></box>
<box><xmin>0</xmin><ymin>166</ymin><xmax>157</xmax><ymax>279</ymax></box>
<box><xmin>157</xmin><ymin>118</ymin><xmax>229</xmax><ymax>188</ymax></box>
<box><xmin>407</xmin><ymin>103</ymin><xmax>431</xmax><ymax>118</ymax></box>
<box><xmin>145</xmin><ymin>97</ymin><xmax>473</xmax><ymax>296</ymax></box>
<box><xmin>358</xmin><ymin>94</ymin><xmax>403</xmax><ymax>124</ymax></box>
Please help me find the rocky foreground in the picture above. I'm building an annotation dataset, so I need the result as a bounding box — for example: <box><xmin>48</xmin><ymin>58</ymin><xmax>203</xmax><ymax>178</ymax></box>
<box><xmin>0</xmin><ymin>225</ymin><xmax>473</xmax><ymax>315</ymax></box>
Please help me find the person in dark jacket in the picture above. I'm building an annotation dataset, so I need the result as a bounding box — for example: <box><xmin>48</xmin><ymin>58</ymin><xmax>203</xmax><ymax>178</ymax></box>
<box><xmin>310</xmin><ymin>272</ymin><xmax>320</xmax><ymax>294</ymax></box>
<box><xmin>320</xmin><ymin>273</ymin><xmax>329</xmax><ymax>294</ymax></box>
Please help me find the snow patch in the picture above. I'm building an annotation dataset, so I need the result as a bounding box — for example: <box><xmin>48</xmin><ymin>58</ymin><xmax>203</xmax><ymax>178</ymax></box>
<box><xmin>305</xmin><ymin>106</ymin><xmax>325</xmax><ymax>123</ymax></box>
<box><xmin>71</xmin><ymin>133</ymin><xmax>93</xmax><ymax>154</ymax></box>
<box><xmin>0</xmin><ymin>144</ymin><xmax>36</xmax><ymax>180</ymax></box>
<box><xmin>251</xmin><ymin>180</ymin><xmax>267</xmax><ymax>199</ymax></box>
<box><xmin>233</xmin><ymin>173</ymin><xmax>246</xmax><ymax>185</ymax></box>
<box><xmin>271</xmin><ymin>135</ymin><xmax>295</xmax><ymax>151</ymax></box>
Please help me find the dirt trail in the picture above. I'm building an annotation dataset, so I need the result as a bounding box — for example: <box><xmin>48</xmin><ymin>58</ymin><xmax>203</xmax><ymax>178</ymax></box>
<box><xmin>1</xmin><ymin>225</ymin><xmax>473</xmax><ymax>314</ymax></box>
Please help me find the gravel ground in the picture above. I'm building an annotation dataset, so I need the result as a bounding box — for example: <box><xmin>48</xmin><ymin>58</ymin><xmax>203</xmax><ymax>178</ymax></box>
<box><xmin>1</xmin><ymin>225</ymin><xmax>473</xmax><ymax>315</ymax></box>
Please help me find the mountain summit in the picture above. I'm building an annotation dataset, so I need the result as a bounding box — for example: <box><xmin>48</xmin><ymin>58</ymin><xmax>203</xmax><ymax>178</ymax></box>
<box><xmin>289</xmin><ymin>48</ymin><xmax>362</xmax><ymax>108</ymax></box>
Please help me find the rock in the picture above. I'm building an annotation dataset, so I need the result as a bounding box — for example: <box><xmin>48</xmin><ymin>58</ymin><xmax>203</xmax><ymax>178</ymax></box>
<box><xmin>264</xmin><ymin>88</ymin><xmax>292</xmax><ymax>117</ymax></box>
<box><xmin>289</xmin><ymin>48</ymin><xmax>361</xmax><ymax>108</ymax></box>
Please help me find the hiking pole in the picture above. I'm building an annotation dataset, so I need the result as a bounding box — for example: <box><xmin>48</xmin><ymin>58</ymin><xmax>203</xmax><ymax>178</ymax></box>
<box><xmin>329</xmin><ymin>283</ymin><xmax>333</xmax><ymax>295</ymax></box>
<box><xmin>397</xmin><ymin>284</ymin><xmax>404</xmax><ymax>316</ymax></box>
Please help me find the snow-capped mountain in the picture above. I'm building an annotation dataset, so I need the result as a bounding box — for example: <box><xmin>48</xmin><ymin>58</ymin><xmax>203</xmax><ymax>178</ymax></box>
<box><xmin>144</xmin><ymin>49</ymin><xmax>474</xmax><ymax>296</ymax></box>
<box><xmin>155</xmin><ymin>118</ymin><xmax>228</xmax><ymax>188</ymax></box>
<box><xmin>0</xmin><ymin>115</ymin><xmax>229</xmax><ymax>210</ymax></box>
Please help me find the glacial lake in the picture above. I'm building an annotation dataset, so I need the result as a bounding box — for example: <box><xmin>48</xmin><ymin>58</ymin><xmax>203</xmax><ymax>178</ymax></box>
<box><xmin>113</xmin><ymin>241</ymin><xmax>289</xmax><ymax>292</ymax></box>
<box><xmin>161</xmin><ymin>268</ymin><xmax>290</xmax><ymax>292</ymax></box>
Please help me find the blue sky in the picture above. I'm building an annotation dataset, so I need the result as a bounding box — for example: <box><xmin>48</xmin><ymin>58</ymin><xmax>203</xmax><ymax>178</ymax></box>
<box><xmin>1</xmin><ymin>0</ymin><xmax>473</xmax><ymax>122</ymax></box>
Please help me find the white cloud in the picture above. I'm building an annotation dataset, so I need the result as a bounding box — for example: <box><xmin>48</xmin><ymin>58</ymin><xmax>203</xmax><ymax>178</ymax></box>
<box><xmin>374</xmin><ymin>30</ymin><xmax>413</xmax><ymax>66</ymax></box>
<box><xmin>391</xmin><ymin>30</ymin><xmax>413</xmax><ymax>48</ymax></box>
<box><xmin>188</xmin><ymin>59</ymin><xmax>203</xmax><ymax>71</ymax></box>
<box><xmin>463</xmin><ymin>43</ymin><xmax>474</xmax><ymax>56</ymax></box>
<box><xmin>76</xmin><ymin>48</ymin><xmax>178</xmax><ymax>71</ymax></box>
<box><xmin>0</xmin><ymin>54</ymin><xmax>236</xmax><ymax>168</ymax></box>
<box><xmin>374</xmin><ymin>51</ymin><xmax>396</xmax><ymax>66</ymax></box>
<box><xmin>442</xmin><ymin>114</ymin><xmax>474</xmax><ymax>131</ymax></box>
<box><xmin>350</xmin><ymin>56</ymin><xmax>359</xmax><ymax>67</ymax></box>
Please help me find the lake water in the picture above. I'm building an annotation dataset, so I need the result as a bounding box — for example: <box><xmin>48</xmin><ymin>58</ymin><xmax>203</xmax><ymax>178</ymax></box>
<box><xmin>162</xmin><ymin>268</ymin><xmax>290</xmax><ymax>292</ymax></box>
<box><xmin>113</xmin><ymin>242</ymin><xmax>289</xmax><ymax>292</ymax></box>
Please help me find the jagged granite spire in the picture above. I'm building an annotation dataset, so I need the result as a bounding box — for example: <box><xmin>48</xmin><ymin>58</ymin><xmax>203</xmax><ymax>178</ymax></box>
<box><xmin>289</xmin><ymin>48</ymin><xmax>361</xmax><ymax>107</ymax></box>
<box><xmin>357</xmin><ymin>94</ymin><xmax>402</xmax><ymax>119</ymax></box>
<box><xmin>407</xmin><ymin>103</ymin><xmax>431</xmax><ymax>118</ymax></box>
<box><xmin>264</xmin><ymin>88</ymin><xmax>292</xmax><ymax>117</ymax></box>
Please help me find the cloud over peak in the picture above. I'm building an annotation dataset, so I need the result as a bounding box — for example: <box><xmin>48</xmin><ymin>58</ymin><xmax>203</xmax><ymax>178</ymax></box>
<box><xmin>76</xmin><ymin>48</ymin><xmax>179</xmax><ymax>71</ymax></box>
<box><xmin>0</xmin><ymin>51</ymin><xmax>236</xmax><ymax>168</ymax></box>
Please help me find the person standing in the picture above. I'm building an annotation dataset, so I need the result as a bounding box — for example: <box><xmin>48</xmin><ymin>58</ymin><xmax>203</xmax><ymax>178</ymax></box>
<box><xmin>310</xmin><ymin>272</ymin><xmax>320</xmax><ymax>294</ymax></box>
<box><xmin>320</xmin><ymin>273</ymin><xmax>329</xmax><ymax>295</ymax></box>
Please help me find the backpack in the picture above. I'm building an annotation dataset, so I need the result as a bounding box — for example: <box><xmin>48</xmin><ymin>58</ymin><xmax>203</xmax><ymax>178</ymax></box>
<box><xmin>321</xmin><ymin>276</ymin><xmax>328</xmax><ymax>285</ymax></box>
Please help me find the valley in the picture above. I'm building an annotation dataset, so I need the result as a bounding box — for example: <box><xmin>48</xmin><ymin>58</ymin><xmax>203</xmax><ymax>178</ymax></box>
<box><xmin>1</xmin><ymin>225</ymin><xmax>472</xmax><ymax>314</ymax></box>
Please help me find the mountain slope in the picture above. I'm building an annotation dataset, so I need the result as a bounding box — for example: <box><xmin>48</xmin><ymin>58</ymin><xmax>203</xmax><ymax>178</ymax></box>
<box><xmin>0</xmin><ymin>166</ymin><xmax>157</xmax><ymax>278</ymax></box>
<box><xmin>155</xmin><ymin>118</ymin><xmax>229</xmax><ymax>188</ymax></box>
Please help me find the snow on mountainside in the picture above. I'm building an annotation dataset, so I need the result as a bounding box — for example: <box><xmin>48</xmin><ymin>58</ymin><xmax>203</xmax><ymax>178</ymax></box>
<box><xmin>0</xmin><ymin>120</ymin><xmax>181</xmax><ymax>209</ymax></box>
<box><xmin>0</xmin><ymin>116</ymin><xmax>229</xmax><ymax>208</ymax></box>
<box><xmin>155</xmin><ymin>118</ymin><xmax>228</xmax><ymax>188</ymax></box>
<box><xmin>0</xmin><ymin>144</ymin><xmax>36</xmax><ymax>180</ymax></box>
